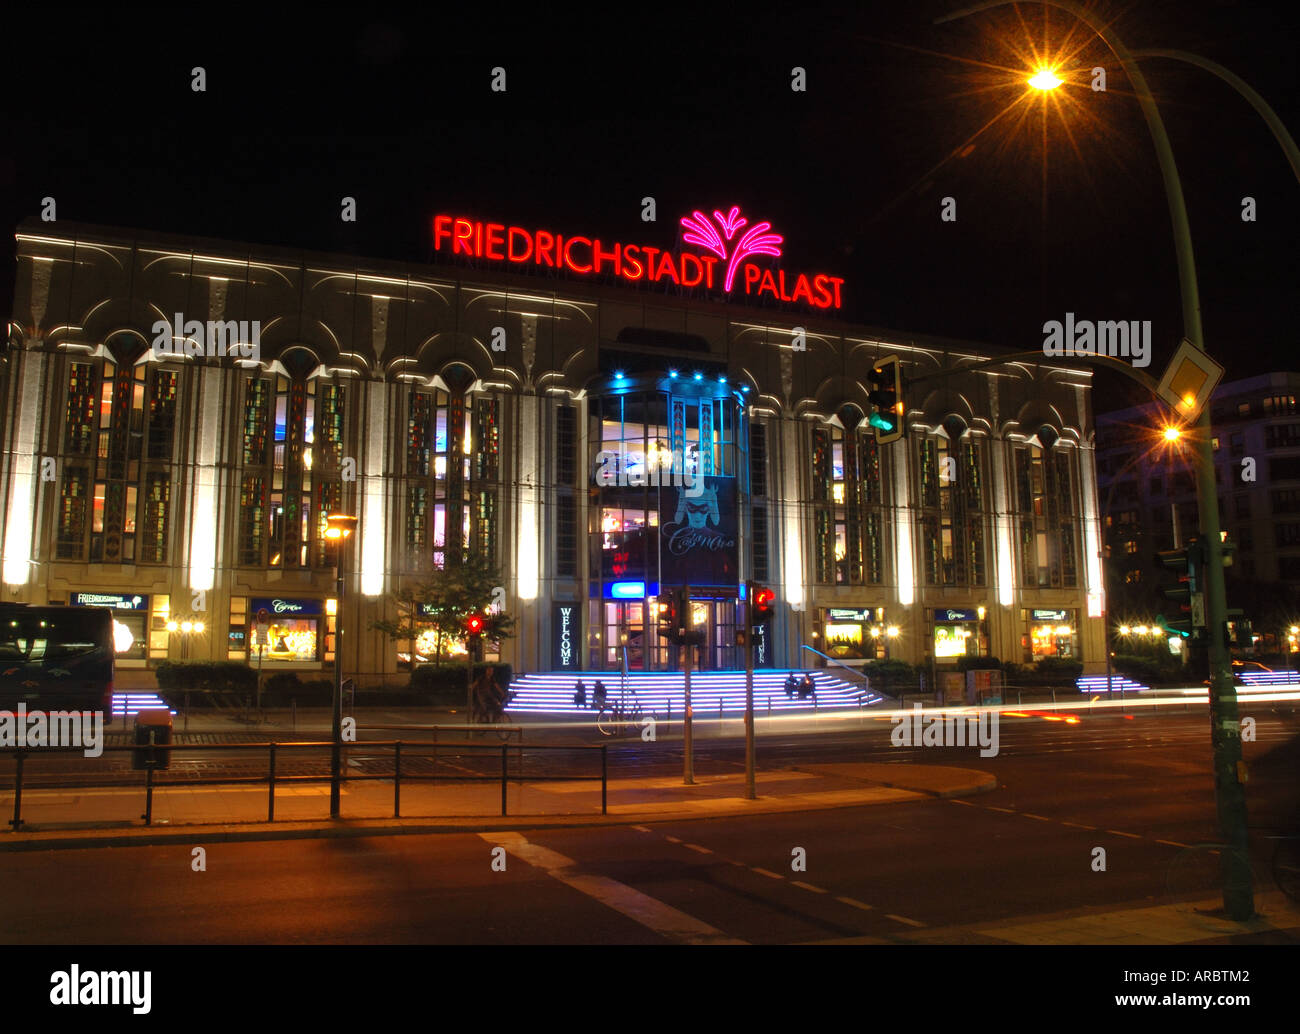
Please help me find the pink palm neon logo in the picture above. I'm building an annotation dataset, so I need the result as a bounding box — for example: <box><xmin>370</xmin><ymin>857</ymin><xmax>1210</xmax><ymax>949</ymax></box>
<box><xmin>679</xmin><ymin>206</ymin><xmax>784</xmax><ymax>293</ymax></box>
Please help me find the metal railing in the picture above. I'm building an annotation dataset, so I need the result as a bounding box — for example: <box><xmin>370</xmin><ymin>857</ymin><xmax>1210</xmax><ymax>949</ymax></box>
<box><xmin>2</xmin><ymin>736</ymin><xmax>607</xmax><ymax>830</ymax></box>
<box><xmin>799</xmin><ymin>645</ymin><xmax>876</xmax><ymax>699</ymax></box>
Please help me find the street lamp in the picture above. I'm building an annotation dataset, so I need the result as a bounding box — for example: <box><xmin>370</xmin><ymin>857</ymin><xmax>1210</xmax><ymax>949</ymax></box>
<box><xmin>1027</xmin><ymin>67</ymin><xmax>1062</xmax><ymax>90</ymax></box>
<box><xmin>937</xmin><ymin>0</ymin><xmax>1253</xmax><ymax>922</ymax></box>
<box><xmin>324</xmin><ymin>511</ymin><xmax>358</xmax><ymax>819</ymax></box>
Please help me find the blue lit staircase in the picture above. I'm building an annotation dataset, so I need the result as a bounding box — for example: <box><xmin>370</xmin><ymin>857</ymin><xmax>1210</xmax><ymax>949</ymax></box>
<box><xmin>505</xmin><ymin>669</ymin><xmax>882</xmax><ymax>716</ymax></box>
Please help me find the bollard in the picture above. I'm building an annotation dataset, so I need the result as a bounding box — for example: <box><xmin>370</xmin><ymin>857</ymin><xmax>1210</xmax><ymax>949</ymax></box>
<box><xmin>500</xmin><ymin>744</ymin><xmax>508</xmax><ymax>817</ymax></box>
<box><xmin>143</xmin><ymin>762</ymin><xmax>155</xmax><ymax>826</ymax></box>
<box><xmin>394</xmin><ymin>741</ymin><xmax>402</xmax><ymax>818</ymax></box>
<box><xmin>268</xmin><ymin>743</ymin><xmax>277</xmax><ymax>822</ymax></box>
<box><xmin>10</xmin><ymin>753</ymin><xmax>24</xmax><ymax>830</ymax></box>
<box><xmin>601</xmin><ymin>743</ymin><xmax>608</xmax><ymax>815</ymax></box>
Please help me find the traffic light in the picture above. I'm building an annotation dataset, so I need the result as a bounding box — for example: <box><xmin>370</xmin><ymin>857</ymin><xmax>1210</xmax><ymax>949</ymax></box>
<box><xmin>867</xmin><ymin>355</ymin><xmax>904</xmax><ymax>444</ymax></box>
<box><xmin>465</xmin><ymin>613</ymin><xmax>486</xmax><ymax>637</ymax></box>
<box><xmin>750</xmin><ymin>583</ymin><xmax>775</xmax><ymax>625</ymax></box>
<box><xmin>1154</xmin><ymin>538</ymin><xmax>1206</xmax><ymax>640</ymax></box>
<box><xmin>657</xmin><ymin>594</ymin><xmax>679</xmax><ymax>641</ymax></box>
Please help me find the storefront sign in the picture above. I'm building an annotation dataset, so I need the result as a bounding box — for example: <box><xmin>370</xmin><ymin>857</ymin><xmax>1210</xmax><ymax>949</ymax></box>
<box><xmin>828</xmin><ymin>608</ymin><xmax>871</xmax><ymax>622</ymax></box>
<box><xmin>71</xmin><ymin>592</ymin><xmax>149</xmax><ymax>611</ymax></box>
<box><xmin>1031</xmin><ymin>609</ymin><xmax>1069</xmax><ymax>622</ymax></box>
<box><xmin>250</xmin><ymin>597</ymin><xmax>322</xmax><ymax>616</ymax></box>
<box><xmin>433</xmin><ymin>206</ymin><xmax>845</xmax><ymax>311</ymax></box>
<box><xmin>933</xmin><ymin>608</ymin><xmax>979</xmax><ymax>623</ymax></box>
<box><xmin>552</xmin><ymin>604</ymin><xmax>581</xmax><ymax>672</ymax></box>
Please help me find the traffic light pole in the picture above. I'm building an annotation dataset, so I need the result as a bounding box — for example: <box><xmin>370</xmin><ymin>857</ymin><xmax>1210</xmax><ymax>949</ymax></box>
<box><xmin>682</xmin><ymin>586</ymin><xmax>694</xmax><ymax>785</ymax></box>
<box><xmin>744</xmin><ymin>589</ymin><xmax>756</xmax><ymax>800</ymax></box>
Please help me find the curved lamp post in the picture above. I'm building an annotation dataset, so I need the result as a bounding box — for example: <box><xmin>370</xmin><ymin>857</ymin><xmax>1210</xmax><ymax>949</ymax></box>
<box><xmin>936</xmin><ymin>0</ymin><xmax>1252</xmax><ymax>919</ymax></box>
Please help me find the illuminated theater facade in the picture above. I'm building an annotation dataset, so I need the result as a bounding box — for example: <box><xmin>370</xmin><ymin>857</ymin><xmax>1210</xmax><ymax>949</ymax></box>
<box><xmin>2</xmin><ymin>214</ymin><xmax>1106</xmax><ymax>680</ymax></box>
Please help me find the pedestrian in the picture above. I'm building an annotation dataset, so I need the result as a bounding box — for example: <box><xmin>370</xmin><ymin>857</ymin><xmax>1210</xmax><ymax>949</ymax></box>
<box><xmin>784</xmin><ymin>672</ymin><xmax>798</xmax><ymax>698</ymax></box>
<box><xmin>593</xmin><ymin>679</ymin><xmax>607</xmax><ymax>710</ymax></box>
<box><xmin>573</xmin><ymin>679</ymin><xmax>586</xmax><ymax>708</ymax></box>
<box><xmin>799</xmin><ymin>673</ymin><xmax>814</xmax><ymax>700</ymax></box>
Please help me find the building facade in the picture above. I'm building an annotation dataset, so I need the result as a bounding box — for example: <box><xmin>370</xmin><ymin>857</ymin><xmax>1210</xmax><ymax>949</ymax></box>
<box><xmin>2</xmin><ymin>219</ymin><xmax>1105</xmax><ymax>681</ymax></box>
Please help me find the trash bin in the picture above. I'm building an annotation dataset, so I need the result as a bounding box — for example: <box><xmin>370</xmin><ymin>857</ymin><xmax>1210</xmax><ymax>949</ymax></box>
<box><xmin>133</xmin><ymin>709</ymin><xmax>173</xmax><ymax>770</ymax></box>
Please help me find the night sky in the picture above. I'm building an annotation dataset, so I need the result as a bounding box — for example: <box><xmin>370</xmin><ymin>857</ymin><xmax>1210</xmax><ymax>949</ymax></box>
<box><xmin>4</xmin><ymin>2</ymin><xmax>1297</xmax><ymax>412</ymax></box>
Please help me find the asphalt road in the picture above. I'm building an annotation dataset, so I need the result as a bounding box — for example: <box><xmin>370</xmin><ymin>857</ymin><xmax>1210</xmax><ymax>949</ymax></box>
<box><xmin>2</xmin><ymin>709</ymin><xmax>1297</xmax><ymax>944</ymax></box>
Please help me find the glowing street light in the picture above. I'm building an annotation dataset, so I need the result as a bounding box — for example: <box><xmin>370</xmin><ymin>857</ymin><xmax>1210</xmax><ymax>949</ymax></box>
<box><xmin>1028</xmin><ymin>67</ymin><xmax>1063</xmax><ymax>90</ymax></box>
<box><xmin>1163</xmin><ymin>425</ymin><xmax>1182</xmax><ymax>442</ymax></box>
<box><xmin>325</xmin><ymin>511</ymin><xmax>359</xmax><ymax>819</ymax></box>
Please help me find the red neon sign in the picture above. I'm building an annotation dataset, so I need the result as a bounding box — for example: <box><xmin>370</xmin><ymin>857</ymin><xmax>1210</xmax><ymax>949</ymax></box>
<box><xmin>431</xmin><ymin>207</ymin><xmax>843</xmax><ymax>310</ymax></box>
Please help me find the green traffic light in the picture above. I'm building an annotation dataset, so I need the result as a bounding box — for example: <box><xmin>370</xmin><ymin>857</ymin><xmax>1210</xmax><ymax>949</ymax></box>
<box><xmin>869</xmin><ymin>412</ymin><xmax>895</xmax><ymax>431</ymax></box>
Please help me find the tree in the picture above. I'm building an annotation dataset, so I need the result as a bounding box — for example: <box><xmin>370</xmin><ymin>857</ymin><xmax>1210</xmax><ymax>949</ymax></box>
<box><xmin>371</xmin><ymin>553</ymin><xmax>515</xmax><ymax>665</ymax></box>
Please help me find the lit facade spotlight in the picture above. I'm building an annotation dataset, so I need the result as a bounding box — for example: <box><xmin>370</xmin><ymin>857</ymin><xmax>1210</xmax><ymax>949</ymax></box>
<box><xmin>886</xmin><ymin>625</ymin><xmax>900</xmax><ymax>639</ymax></box>
<box><xmin>1028</xmin><ymin>68</ymin><xmax>1062</xmax><ymax>90</ymax></box>
<box><xmin>1119</xmin><ymin>625</ymin><xmax>1131</xmax><ymax>636</ymax></box>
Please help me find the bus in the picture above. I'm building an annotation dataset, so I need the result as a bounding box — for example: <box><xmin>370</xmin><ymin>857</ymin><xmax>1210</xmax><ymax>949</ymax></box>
<box><xmin>0</xmin><ymin>603</ymin><xmax>115</xmax><ymax>723</ymax></box>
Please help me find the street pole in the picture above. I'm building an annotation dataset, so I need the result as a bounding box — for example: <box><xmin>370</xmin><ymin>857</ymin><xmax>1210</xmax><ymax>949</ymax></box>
<box><xmin>682</xmin><ymin>586</ymin><xmax>694</xmax><ymax>785</ymax></box>
<box><xmin>744</xmin><ymin>584</ymin><xmax>755</xmax><ymax>800</ymax></box>
<box><xmin>938</xmin><ymin>0</ymin><xmax>1253</xmax><ymax>919</ymax></box>
<box><xmin>330</xmin><ymin>546</ymin><xmax>345</xmax><ymax>819</ymax></box>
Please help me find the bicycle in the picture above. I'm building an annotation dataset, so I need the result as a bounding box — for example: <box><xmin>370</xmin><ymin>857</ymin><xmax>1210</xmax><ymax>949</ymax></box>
<box><xmin>596</xmin><ymin>700</ymin><xmax>643</xmax><ymax>737</ymax></box>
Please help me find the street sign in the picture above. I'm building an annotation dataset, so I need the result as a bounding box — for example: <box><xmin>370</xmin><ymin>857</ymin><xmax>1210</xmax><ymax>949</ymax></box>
<box><xmin>255</xmin><ymin>608</ymin><xmax>270</xmax><ymax>646</ymax></box>
<box><xmin>1155</xmin><ymin>338</ymin><xmax>1224</xmax><ymax>423</ymax></box>
<box><xmin>1191</xmin><ymin>593</ymin><xmax>1206</xmax><ymax>629</ymax></box>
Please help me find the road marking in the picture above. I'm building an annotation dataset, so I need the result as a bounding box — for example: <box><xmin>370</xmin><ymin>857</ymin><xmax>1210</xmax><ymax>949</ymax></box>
<box><xmin>752</xmin><ymin>867</ymin><xmax>784</xmax><ymax>880</ymax></box>
<box><xmin>1061</xmin><ymin>821</ymin><xmax>1097</xmax><ymax>830</ymax></box>
<box><xmin>1022</xmin><ymin>813</ymin><xmax>1051</xmax><ymax>821</ymax></box>
<box><xmin>885</xmin><ymin>913</ymin><xmax>925</xmax><ymax>928</ymax></box>
<box><xmin>478</xmin><ymin>832</ymin><xmax>745</xmax><ymax>945</ymax></box>
<box><xmin>949</xmin><ymin>799</ymin><xmax>976</xmax><ymax>807</ymax></box>
<box><xmin>630</xmin><ymin>825</ymin><xmax>652</xmax><ymax>833</ymax></box>
<box><xmin>683</xmin><ymin>843</ymin><xmax>713</xmax><ymax>855</ymax></box>
<box><xmin>1106</xmin><ymin>830</ymin><xmax>1142</xmax><ymax>839</ymax></box>
<box><xmin>987</xmin><ymin>806</ymin><xmax>1016</xmax><ymax>813</ymax></box>
<box><xmin>1156</xmin><ymin>839</ymin><xmax>1188</xmax><ymax>848</ymax></box>
<box><xmin>664</xmin><ymin>835</ymin><xmax>682</xmax><ymax>844</ymax></box>
<box><xmin>791</xmin><ymin>880</ymin><xmax>827</xmax><ymax>894</ymax></box>
<box><xmin>836</xmin><ymin>896</ymin><xmax>874</xmax><ymax>911</ymax></box>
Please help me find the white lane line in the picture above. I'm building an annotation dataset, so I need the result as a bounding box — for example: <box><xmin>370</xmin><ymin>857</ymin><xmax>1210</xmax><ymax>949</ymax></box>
<box><xmin>683</xmin><ymin>843</ymin><xmax>713</xmax><ymax>855</ymax></box>
<box><xmin>791</xmin><ymin>880</ymin><xmax>827</xmax><ymax>894</ymax></box>
<box><xmin>1106</xmin><ymin>830</ymin><xmax>1142</xmax><ymax>839</ymax></box>
<box><xmin>1022</xmin><ymin>813</ymin><xmax>1052</xmax><ymax>821</ymax></box>
<box><xmin>836</xmin><ymin>896</ymin><xmax>874</xmax><ymax>912</ymax></box>
<box><xmin>478</xmin><ymin>832</ymin><xmax>745</xmax><ymax>945</ymax></box>
<box><xmin>664</xmin><ymin>835</ymin><xmax>682</xmax><ymax>844</ymax></box>
<box><xmin>1061</xmin><ymin>821</ymin><xmax>1097</xmax><ymax>830</ymax></box>
<box><xmin>751</xmin><ymin>867</ymin><xmax>785</xmax><ymax>880</ymax></box>
<box><xmin>885</xmin><ymin>913</ymin><xmax>926</xmax><ymax>928</ymax></box>
<box><xmin>630</xmin><ymin>825</ymin><xmax>652</xmax><ymax>833</ymax></box>
<box><xmin>987</xmin><ymin>806</ymin><xmax>1016</xmax><ymax>813</ymax></box>
<box><xmin>949</xmin><ymin>800</ymin><xmax>976</xmax><ymax>807</ymax></box>
<box><xmin>1156</xmin><ymin>839</ymin><xmax>1188</xmax><ymax>848</ymax></box>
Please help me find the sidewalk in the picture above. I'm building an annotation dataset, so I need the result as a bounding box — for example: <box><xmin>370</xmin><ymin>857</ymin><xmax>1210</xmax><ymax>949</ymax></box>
<box><xmin>0</xmin><ymin>760</ymin><xmax>997</xmax><ymax>850</ymax></box>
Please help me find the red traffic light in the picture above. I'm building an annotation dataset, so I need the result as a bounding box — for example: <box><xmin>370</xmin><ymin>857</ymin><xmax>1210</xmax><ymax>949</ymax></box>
<box><xmin>751</xmin><ymin>584</ymin><xmax>775</xmax><ymax>624</ymax></box>
<box><xmin>465</xmin><ymin>613</ymin><xmax>486</xmax><ymax>636</ymax></box>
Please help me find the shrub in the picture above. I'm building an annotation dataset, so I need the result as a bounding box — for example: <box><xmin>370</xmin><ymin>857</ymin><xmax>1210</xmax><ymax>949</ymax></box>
<box><xmin>1033</xmin><ymin>657</ymin><xmax>1084</xmax><ymax>684</ymax></box>
<box><xmin>957</xmin><ymin>654</ymin><xmax>1002</xmax><ymax>672</ymax></box>
<box><xmin>154</xmin><ymin>661</ymin><xmax>257</xmax><ymax>694</ymax></box>
<box><xmin>409</xmin><ymin>663</ymin><xmax>513</xmax><ymax>703</ymax></box>
<box><xmin>862</xmin><ymin>659</ymin><xmax>917</xmax><ymax>696</ymax></box>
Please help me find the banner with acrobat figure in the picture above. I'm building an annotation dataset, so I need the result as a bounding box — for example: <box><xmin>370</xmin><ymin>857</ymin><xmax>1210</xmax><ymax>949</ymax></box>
<box><xmin>658</xmin><ymin>476</ymin><xmax>738</xmax><ymax>588</ymax></box>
